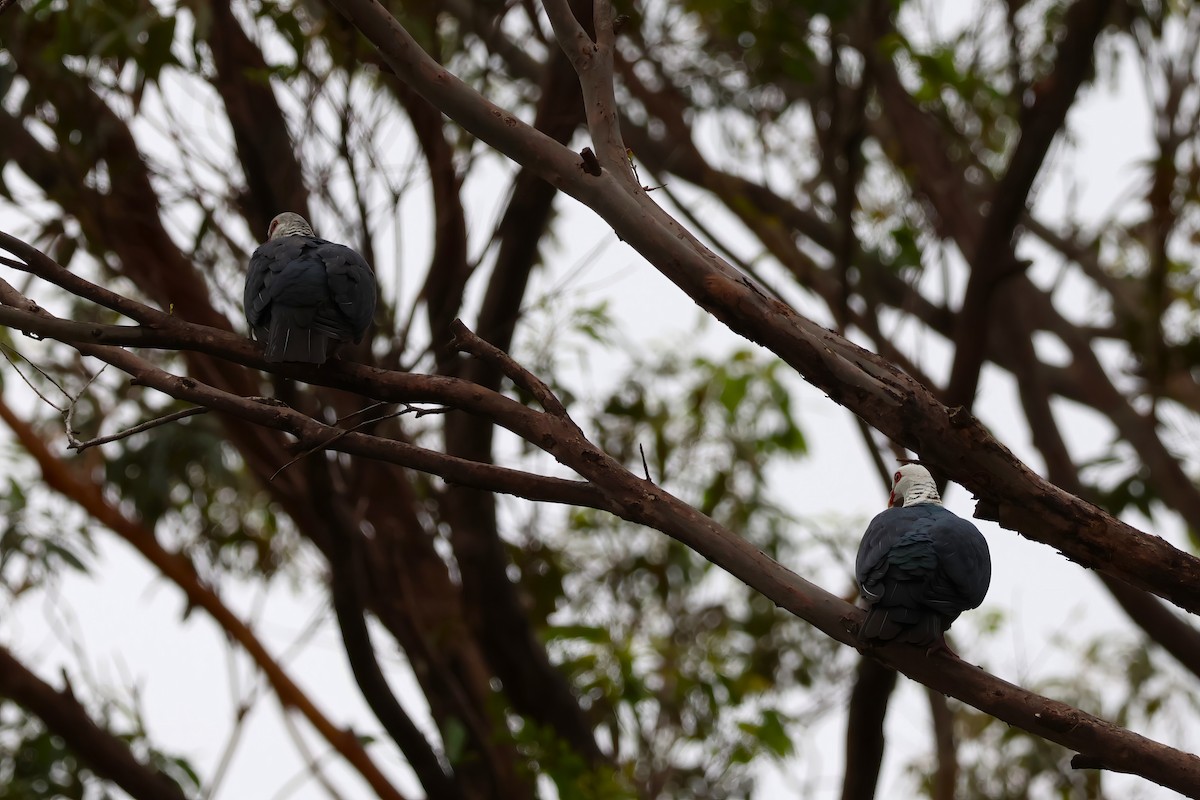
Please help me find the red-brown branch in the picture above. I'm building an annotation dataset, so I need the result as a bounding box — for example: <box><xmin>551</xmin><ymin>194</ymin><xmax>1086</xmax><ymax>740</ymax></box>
<box><xmin>0</xmin><ymin>396</ymin><xmax>410</xmax><ymax>800</ymax></box>
<box><xmin>317</xmin><ymin>0</ymin><xmax>1200</xmax><ymax>617</ymax></box>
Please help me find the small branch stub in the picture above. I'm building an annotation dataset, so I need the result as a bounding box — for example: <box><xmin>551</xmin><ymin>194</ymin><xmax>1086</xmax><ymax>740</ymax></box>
<box><xmin>579</xmin><ymin>147</ymin><xmax>602</xmax><ymax>176</ymax></box>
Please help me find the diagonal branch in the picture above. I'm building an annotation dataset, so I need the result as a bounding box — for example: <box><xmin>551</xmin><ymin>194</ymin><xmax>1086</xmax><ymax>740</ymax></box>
<box><xmin>943</xmin><ymin>0</ymin><xmax>1115</xmax><ymax>410</ymax></box>
<box><xmin>0</xmin><ymin>646</ymin><xmax>193</xmax><ymax>800</ymax></box>
<box><xmin>998</xmin><ymin>306</ymin><xmax>1200</xmax><ymax>681</ymax></box>
<box><xmin>448</xmin><ymin>321</ymin><xmax>1200</xmax><ymax>797</ymax></box>
<box><xmin>68</xmin><ymin>406</ymin><xmax>209</xmax><ymax>452</ymax></box>
<box><xmin>0</xmin><ymin>287</ymin><xmax>605</xmax><ymax>510</ymax></box>
<box><xmin>0</xmin><ymin>396</ymin><xmax>410</xmax><ymax>800</ymax></box>
<box><xmin>314</xmin><ymin>0</ymin><xmax>1200</xmax><ymax>616</ymax></box>
<box><xmin>1</xmin><ymin>235</ymin><xmax>1198</xmax><ymax>792</ymax></box>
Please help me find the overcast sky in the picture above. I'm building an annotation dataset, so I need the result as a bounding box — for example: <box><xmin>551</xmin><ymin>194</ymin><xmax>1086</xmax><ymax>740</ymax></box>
<box><xmin>1</xmin><ymin>1</ymin><xmax>1194</xmax><ymax>798</ymax></box>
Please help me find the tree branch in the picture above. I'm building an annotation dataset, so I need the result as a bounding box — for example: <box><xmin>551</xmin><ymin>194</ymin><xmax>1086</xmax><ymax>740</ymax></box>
<box><xmin>0</xmin><ymin>288</ymin><xmax>607</xmax><ymax>511</ymax></box>
<box><xmin>315</xmin><ymin>0</ymin><xmax>1200</xmax><ymax>616</ymax></box>
<box><xmin>0</xmin><ymin>646</ymin><xmax>192</xmax><ymax>800</ymax></box>
<box><xmin>997</xmin><ymin>307</ymin><xmax>1200</xmax><ymax>680</ymax></box>
<box><xmin>840</xmin><ymin>658</ymin><xmax>897</xmax><ymax>800</ymax></box>
<box><xmin>0</xmin><ymin>395</ymin><xmax>411</xmax><ymax>800</ymax></box>
<box><xmin>448</xmin><ymin>321</ymin><xmax>1200</xmax><ymax>797</ymax></box>
<box><xmin>67</xmin><ymin>406</ymin><xmax>209</xmax><ymax>451</ymax></box>
<box><xmin>1</xmin><ymin>231</ymin><xmax>1198</xmax><ymax>791</ymax></box>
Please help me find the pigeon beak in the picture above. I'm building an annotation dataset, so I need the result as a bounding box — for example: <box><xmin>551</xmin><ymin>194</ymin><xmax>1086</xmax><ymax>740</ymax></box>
<box><xmin>888</xmin><ymin>490</ymin><xmax>897</xmax><ymax>508</ymax></box>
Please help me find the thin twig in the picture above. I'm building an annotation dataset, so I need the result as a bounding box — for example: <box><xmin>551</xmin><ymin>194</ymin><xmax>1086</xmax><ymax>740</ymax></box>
<box><xmin>204</xmin><ymin>642</ymin><xmax>257</xmax><ymax>800</ymax></box>
<box><xmin>449</xmin><ymin>318</ymin><xmax>571</xmax><ymax>419</ymax></box>
<box><xmin>69</xmin><ymin>406</ymin><xmax>208</xmax><ymax>452</ymax></box>
<box><xmin>270</xmin><ymin>408</ymin><xmax>418</xmax><ymax>481</ymax></box>
<box><xmin>335</xmin><ymin>401</ymin><xmax>449</xmax><ymax>426</ymax></box>
<box><xmin>63</xmin><ymin>362</ymin><xmax>110</xmax><ymax>446</ymax></box>
<box><xmin>0</xmin><ymin>342</ymin><xmax>68</xmax><ymax>411</ymax></box>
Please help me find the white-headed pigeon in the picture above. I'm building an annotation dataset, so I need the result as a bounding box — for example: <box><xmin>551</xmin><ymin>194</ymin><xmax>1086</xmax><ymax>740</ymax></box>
<box><xmin>244</xmin><ymin>212</ymin><xmax>376</xmax><ymax>364</ymax></box>
<box><xmin>855</xmin><ymin>464</ymin><xmax>991</xmax><ymax>654</ymax></box>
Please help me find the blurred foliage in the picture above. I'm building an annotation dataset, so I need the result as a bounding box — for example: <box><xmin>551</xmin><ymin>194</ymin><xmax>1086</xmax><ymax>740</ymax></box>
<box><xmin>18</xmin><ymin>0</ymin><xmax>179</xmax><ymax>103</ymax></box>
<box><xmin>0</xmin><ymin>474</ymin><xmax>93</xmax><ymax>599</ymax></box>
<box><xmin>513</xmin><ymin>305</ymin><xmax>846</xmax><ymax>798</ymax></box>
<box><xmin>0</xmin><ymin>698</ymin><xmax>199</xmax><ymax>800</ymax></box>
<box><xmin>102</xmin><ymin>405</ymin><xmax>295</xmax><ymax>579</ymax></box>
<box><xmin>939</xmin><ymin>633</ymin><xmax>1197</xmax><ymax>800</ymax></box>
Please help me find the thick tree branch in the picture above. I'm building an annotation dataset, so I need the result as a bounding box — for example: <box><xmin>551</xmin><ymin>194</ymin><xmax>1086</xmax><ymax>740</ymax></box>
<box><xmin>542</xmin><ymin>0</ymin><xmax>629</xmax><ymax>177</ymax></box>
<box><xmin>447</xmin><ymin>322</ymin><xmax>1200</xmax><ymax>797</ymax></box>
<box><xmin>1</xmin><ymin>231</ymin><xmax>1198</xmax><ymax>792</ymax></box>
<box><xmin>840</xmin><ymin>658</ymin><xmax>897</xmax><ymax>800</ymax></box>
<box><xmin>998</xmin><ymin>307</ymin><xmax>1200</xmax><ymax>680</ymax></box>
<box><xmin>0</xmin><ymin>646</ymin><xmax>192</xmax><ymax>800</ymax></box>
<box><xmin>0</xmin><ymin>290</ymin><xmax>606</xmax><ymax>510</ymax></box>
<box><xmin>316</xmin><ymin>0</ymin><xmax>1200</xmax><ymax>616</ymax></box>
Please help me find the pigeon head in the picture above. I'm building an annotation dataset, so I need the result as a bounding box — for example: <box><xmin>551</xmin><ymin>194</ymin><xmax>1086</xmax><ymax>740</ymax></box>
<box><xmin>888</xmin><ymin>463</ymin><xmax>942</xmax><ymax>507</ymax></box>
<box><xmin>267</xmin><ymin>212</ymin><xmax>315</xmax><ymax>240</ymax></box>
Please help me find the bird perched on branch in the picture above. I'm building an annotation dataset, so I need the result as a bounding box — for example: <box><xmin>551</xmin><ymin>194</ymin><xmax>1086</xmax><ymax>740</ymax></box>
<box><xmin>855</xmin><ymin>463</ymin><xmax>991</xmax><ymax>655</ymax></box>
<box><xmin>244</xmin><ymin>212</ymin><xmax>376</xmax><ymax>364</ymax></box>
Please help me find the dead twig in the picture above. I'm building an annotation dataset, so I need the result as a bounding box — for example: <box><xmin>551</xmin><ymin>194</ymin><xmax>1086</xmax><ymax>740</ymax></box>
<box><xmin>68</xmin><ymin>405</ymin><xmax>209</xmax><ymax>452</ymax></box>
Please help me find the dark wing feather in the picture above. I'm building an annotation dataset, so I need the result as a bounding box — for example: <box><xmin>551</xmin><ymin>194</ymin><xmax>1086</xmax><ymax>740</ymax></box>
<box><xmin>243</xmin><ymin>236</ymin><xmax>377</xmax><ymax>363</ymax></box>
<box><xmin>311</xmin><ymin>241</ymin><xmax>376</xmax><ymax>342</ymax></box>
<box><xmin>855</xmin><ymin>505</ymin><xmax>991</xmax><ymax>645</ymax></box>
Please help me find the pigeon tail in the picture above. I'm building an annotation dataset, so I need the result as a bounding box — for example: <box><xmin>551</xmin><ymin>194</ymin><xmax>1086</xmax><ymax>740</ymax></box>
<box><xmin>264</xmin><ymin>307</ymin><xmax>331</xmax><ymax>364</ymax></box>
<box><xmin>859</xmin><ymin>604</ymin><xmax>947</xmax><ymax>647</ymax></box>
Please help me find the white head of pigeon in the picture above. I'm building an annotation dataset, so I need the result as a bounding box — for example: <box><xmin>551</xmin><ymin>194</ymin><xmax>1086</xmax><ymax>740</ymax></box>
<box><xmin>244</xmin><ymin>212</ymin><xmax>377</xmax><ymax>364</ymax></box>
<box><xmin>888</xmin><ymin>463</ymin><xmax>942</xmax><ymax>507</ymax></box>
<box><xmin>856</xmin><ymin>463</ymin><xmax>991</xmax><ymax>656</ymax></box>
<box><xmin>266</xmin><ymin>212</ymin><xmax>315</xmax><ymax>240</ymax></box>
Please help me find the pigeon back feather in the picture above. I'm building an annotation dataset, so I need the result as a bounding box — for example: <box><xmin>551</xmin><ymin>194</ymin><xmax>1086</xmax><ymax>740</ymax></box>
<box><xmin>244</xmin><ymin>232</ymin><xmax>376</xmax><ymax>364</ymax></box>
<box><xmin>855</xmin><ymin>503</ymin><xmax>990</xmax><ymax>646</ymax></box>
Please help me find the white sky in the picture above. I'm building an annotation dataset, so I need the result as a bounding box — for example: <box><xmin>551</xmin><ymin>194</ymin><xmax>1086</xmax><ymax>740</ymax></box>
<box><xmin>0</xmin><ymin>1</ymin><xmax>1195</xmax><ymax>799</ymax></box>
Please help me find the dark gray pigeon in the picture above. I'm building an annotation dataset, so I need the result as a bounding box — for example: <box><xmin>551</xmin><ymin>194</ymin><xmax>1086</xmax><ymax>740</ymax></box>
<box><xmin>855</xmin><ymin>464</ymin><xmax>991</xmax><ymax>654</ymax></box>
<box><xmin>244</xmin><ymin>212</ymin><xmax>376</xmax><ymax>364</ymax></box>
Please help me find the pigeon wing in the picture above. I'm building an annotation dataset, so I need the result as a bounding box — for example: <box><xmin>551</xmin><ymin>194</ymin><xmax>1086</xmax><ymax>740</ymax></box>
<box><xmin>312</xmin><ymin>241</ymin><xmax>376</xmax><ymax>343</ymax></box>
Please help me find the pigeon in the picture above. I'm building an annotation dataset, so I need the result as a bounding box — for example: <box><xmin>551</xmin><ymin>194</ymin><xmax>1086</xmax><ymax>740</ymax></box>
<box><xmin>855</xmin><ymin>464</ymin><xmax>991</xmax><ymax>654</ymax></box>
<box><xmin>244</xmin><ymin>212</ymin><xmax>376</xmax><ymax>364</ymax></box>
